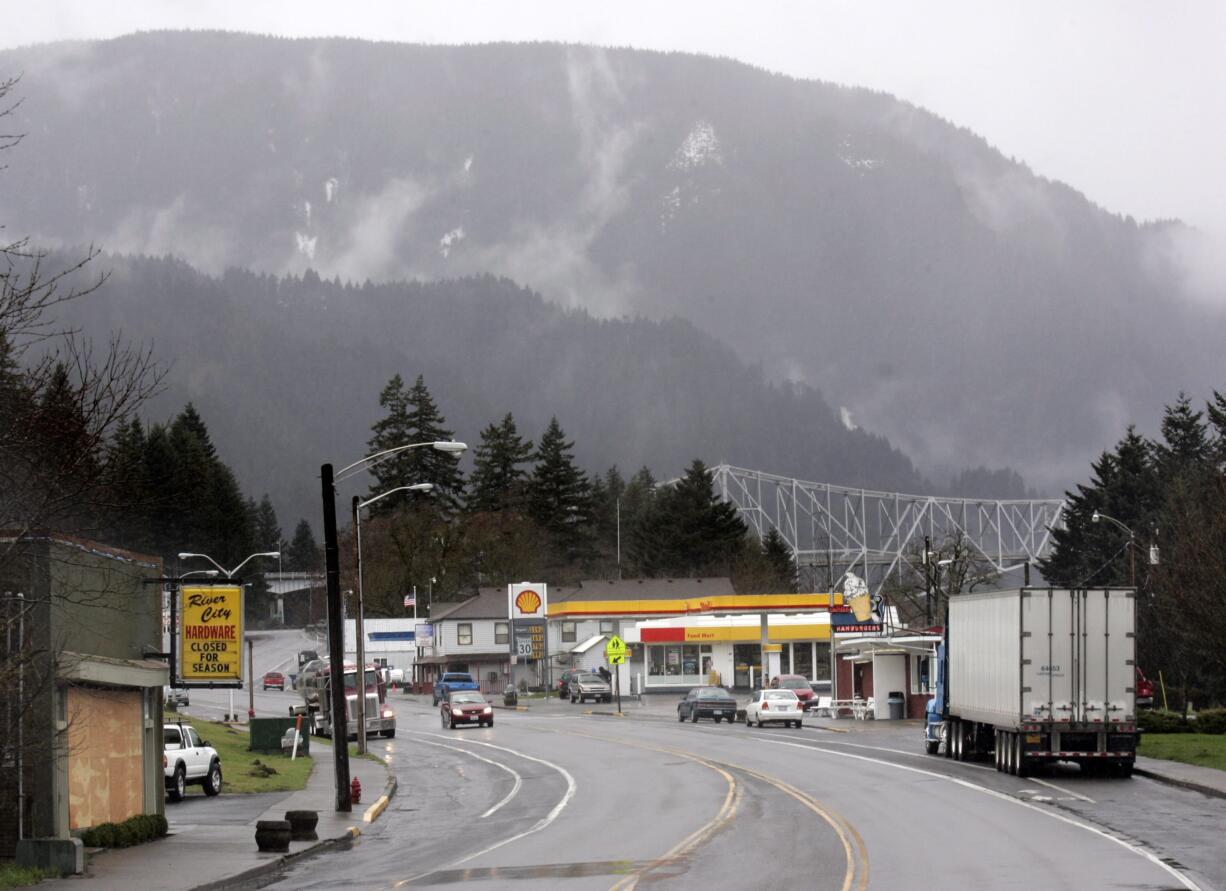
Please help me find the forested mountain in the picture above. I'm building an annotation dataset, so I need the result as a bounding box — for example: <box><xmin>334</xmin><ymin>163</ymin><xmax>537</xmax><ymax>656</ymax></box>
<box><xmin>60</xmin><ymin>255</ymin><xmax>923</xmax><ymax>526</ymax></box>
<box><xmin>2</xmin><ymin>32</ymin><xmax>1222</xmax><ymax>495</ymax></box>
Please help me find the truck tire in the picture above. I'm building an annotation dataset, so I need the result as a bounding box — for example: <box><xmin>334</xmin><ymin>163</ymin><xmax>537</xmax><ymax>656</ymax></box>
<box><xmin>926</xmin><ymin>739</ymin><xmax>940</xmax><ymax>756</ymax></box>
<box><xmin>168</xmin><ymin>764</ymin><xmax>186</xmax><ymax>802</ymax></box>
<box><xmin>383</xmin><ymin>729</ymin><xmax>396</xmax><ymax>739</ymax></box>
<box><xmin>203</xmin><ymin>760</ymin><xmax>222</xmax><ymax>796</ymax></box>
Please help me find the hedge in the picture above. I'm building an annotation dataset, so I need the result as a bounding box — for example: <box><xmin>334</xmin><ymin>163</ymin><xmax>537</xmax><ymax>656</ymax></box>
<box><xmin>79</xmin><ymin>813</ymin><xmax>169</xmax><ymax>848</ymax></box>
<box><xmin>1138</xmin><ymin>708</ymin><xmax>1226</xmax><ymax>734</ymax></box>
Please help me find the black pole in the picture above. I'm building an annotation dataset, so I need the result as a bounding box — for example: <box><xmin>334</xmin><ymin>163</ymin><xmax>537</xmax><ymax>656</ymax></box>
<box><xmin>615</xmin><ymin>661</ymin><xmax>622</xmax><ymax>715</ymax></box>
<box><xmin>321</xmin><ymin>463</ymin><xmax>352</xmax><ymax>812</ymax></box>
<box><xmin>923</xmin><ymin>536</ymin><xmax>932</xmax><ymax>627</ymax></box>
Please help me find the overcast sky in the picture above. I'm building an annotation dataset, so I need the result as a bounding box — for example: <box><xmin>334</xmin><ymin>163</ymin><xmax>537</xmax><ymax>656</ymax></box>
<box><xmin>10</xmin><ymin>2</ymin><xmax>1226</xmax><ymax>236</ymax></box>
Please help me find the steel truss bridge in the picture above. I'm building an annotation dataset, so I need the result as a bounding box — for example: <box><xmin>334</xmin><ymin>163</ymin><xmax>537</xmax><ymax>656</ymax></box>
<box><xmin>711</xmin><ymin>464</ymin><xmax>1066</xmax><ymax>594</ymax></box>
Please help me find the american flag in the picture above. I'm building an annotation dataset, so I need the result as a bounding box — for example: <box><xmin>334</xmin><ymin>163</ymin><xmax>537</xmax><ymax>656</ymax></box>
<box><xmin>403</xmin><ymin>594</ymin><xmax>415</xmax><ymax>608</ymax></box>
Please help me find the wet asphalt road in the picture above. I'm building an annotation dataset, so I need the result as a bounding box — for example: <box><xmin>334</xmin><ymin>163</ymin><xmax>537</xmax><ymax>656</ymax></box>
<box><xmin>231</xmin><ymin>696</ymin><xmax>1223</xmax><ymax>891</ymax></box>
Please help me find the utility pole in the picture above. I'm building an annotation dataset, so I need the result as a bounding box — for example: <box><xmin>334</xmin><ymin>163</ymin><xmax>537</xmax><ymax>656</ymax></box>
<box><xmin>923</xmin><ymin>536</ymin><xmax>932</xmax><ymax>627</ymax></box>
<box><xmin>321</xmin><ymin>463</ymin><xmax>351</xmax><ymax>812</ymax></box>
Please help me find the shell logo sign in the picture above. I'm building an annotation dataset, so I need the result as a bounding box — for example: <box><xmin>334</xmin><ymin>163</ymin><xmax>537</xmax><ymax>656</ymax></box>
<box><xmin>514</xmin><ymin>589</ymin><xmax>542</xmax><ymax>615</ymax></box>
<box><xmin>509</xmin><ymin>582</ymin><xmax>548</xmax><ymax>619</ymax></box>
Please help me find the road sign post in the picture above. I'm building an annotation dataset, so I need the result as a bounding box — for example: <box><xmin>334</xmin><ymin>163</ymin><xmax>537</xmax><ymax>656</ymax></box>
<box><xmin>604</xmin><ymin>635</ymin><xmax>627</xmax><ymax>714</ymax></box>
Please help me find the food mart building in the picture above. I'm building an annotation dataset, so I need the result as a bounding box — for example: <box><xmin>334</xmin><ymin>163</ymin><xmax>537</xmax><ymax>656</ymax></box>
<box><xmin>545</xmin><ymin>579</ymin><xmax>843</xmax><ymax>692</ymax></box>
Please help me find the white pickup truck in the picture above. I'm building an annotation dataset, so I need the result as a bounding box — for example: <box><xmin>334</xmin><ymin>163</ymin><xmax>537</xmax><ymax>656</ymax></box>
<box><xmin>164</xmin><ymin>721</ymin><xmax>222</xmax><ymax>801</ymax></box>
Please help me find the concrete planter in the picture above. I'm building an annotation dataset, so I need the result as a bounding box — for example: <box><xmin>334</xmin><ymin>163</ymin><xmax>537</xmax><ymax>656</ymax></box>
<box><xmin>284</xmin><ymin>809</ymin><xmax>319</xmax><ymax>841</ymax></box>
<box><xmin>254</xmin><ymin>819</ymin><xmax>291</xmax><ymax>853</ymax></box>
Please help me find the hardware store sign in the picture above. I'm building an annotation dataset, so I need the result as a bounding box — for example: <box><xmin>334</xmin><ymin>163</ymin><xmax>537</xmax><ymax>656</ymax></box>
<box><xmin>180</xmin><ymin>585</ymin><xmax>244</xmax><ymax>682</ymax></box>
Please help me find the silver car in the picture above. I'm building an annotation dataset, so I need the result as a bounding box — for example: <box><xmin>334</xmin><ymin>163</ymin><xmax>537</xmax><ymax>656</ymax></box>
<box><xmin>569</xmin><ymin>672</ymin><xmax>612</xmax><ymax>704</ymax></box>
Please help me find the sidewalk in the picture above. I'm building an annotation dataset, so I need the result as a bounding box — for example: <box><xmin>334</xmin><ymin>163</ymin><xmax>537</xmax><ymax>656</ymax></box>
<box><xmin>40</xmin><ymin>740</ymin><xmax>393</xmax><ymax>891</ymax></box>
<box><xmin>1135</xmin><ymin>755</ymin><xmax>1226</xmax><ymax>799</ymax></box>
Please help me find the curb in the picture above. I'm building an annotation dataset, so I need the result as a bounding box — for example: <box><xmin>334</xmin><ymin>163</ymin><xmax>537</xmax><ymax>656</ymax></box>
<box><xmin>191</xmin><ymin>826</ymin><xmax>361</xmax><ymax>891</ymax></box>
<box><xmin>363</xmin><ymin>775</ymin><xmax>399</xmax><ymax>823</ymax></box>
<box><xmin>1135</xmin><ymin>767</ymin><xmax>1226</xmax><ymax>800</ymax></box>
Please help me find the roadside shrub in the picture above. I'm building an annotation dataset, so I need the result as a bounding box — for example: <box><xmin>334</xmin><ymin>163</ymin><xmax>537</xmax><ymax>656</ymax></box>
<box><xmin>1138</xmin><ymin>709</ymin><xmax>1192</xmax><ymax>734</ymax></box>
<box><xmin>1193</xmin><ymin>708</ymin><xmax>1226</xmax><ymax>734</ymax></box>
<box><xmin>79</xmin><ymin>813</ymin><xmax>169</xmax><ymax>849</ymax></box>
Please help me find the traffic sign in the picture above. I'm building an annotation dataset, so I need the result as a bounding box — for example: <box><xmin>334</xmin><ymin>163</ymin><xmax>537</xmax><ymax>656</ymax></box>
<box><xmin>608</xmin><ymin>653</ymin><xmax>626</xmax><ymax>665</ymax></box>
<box><xmin>605</xmin><ymin>635</ymin><xmax>627</xmax><ymax>659</ymax></box>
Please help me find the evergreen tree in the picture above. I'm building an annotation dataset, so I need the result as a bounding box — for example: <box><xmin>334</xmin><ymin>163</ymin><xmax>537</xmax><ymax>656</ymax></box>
<box><xmin>250</xmin><ymin>493</ymin><xmax>283</xmax><ymax>552</ymax></box>
<box><xmin>762</xmin><ymin>528</ymin><xmax>798</xmax><ymax>592</ymax></box>
<box><xmin>286</xmin><ymin>519</ymin><xmax>319</xmax><ymax>573</ymax></box>
<box><xmin>366</xmin><ymin>374</ymin><xmax>464</xmax><ymax>511</ymax></box>
<box><xmin>527</xmin><ymin>417</ymin><xmax>593</xmax><ymax>562</ymax></box>
<box><xmin>1153</xmin><ymin>393</ymin><xmax>1210</xmax><ymax>481</ymax></box>
<box><xmin>1040</xmin><ymin>428</ymin><xmax>1157</xmax><ymax>588</ymax></box>
<box><xmin>466</xmin><ymin>412</ymin><xmax>532</xmax><ymax>512</ymax></box>
<box><xmin>634</xmin><ymin>459</ymin><xmax>747</xmax><ymax>577</ymax></box>
<box><xmin>1207</xmin><ymin>389</ymin><xmax>1226</xmax><ymax>468</ymax></box>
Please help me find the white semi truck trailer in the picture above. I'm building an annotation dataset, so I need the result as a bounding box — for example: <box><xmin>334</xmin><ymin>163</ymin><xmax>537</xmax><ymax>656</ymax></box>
<box><xmin>924</xmin><ymin>588</ymin><xmax>1140</xmax><ymax>777</ymax></box>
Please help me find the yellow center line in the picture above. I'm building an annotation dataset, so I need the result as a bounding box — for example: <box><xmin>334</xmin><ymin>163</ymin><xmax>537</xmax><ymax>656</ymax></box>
<box><xmin>558</xmin><ymin>727</ymin><xmax>865</xmax><ymax>891</ymax></box>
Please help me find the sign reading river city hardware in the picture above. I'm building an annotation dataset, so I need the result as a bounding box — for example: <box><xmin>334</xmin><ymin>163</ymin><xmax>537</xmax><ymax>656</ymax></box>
<box><xmin>179</xmin><ymin>584</ymin><xmax>244</xmax><ymax>685</ymax></box>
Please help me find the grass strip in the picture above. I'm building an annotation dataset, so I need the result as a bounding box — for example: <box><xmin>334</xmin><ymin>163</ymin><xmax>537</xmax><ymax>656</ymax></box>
<box><xmin>0</xmin><ymin>864</ymin><xmax>58</xmax><ymax>890</ymax></box>
<box><xmin>167</xmin><ymin>712</ymin><xmax>314</xmax><ymax>795</ymax></box>
<box><xmin>1139</xmin><ymin>733</ymin><xmax>1226</xmax><ymax>772</ymax></box>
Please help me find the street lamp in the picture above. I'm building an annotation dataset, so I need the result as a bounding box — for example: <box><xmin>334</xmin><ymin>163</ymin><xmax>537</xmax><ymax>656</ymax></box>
<box><xmin>178</xmin><ymin>551</ymin><xmax>281</xmax><ymax>579</ymax></box>
<box><xmin>1091</xmin><ymin>510</ymin><xmax>1137</xmax><ymax>587</ymax></box>
<box><xmin>351</xmin><ymin>483</ymin><xmax>433</xmax><ymax>753</ymax></box>
<box><xmin>319</xmin><ymin>439</ymin><xmax>466</xmax><ymax>812</ymax></box>
<box><xmin>177</xmin><ymin>552</ymin><xmax>278</xmax><ymax>720</ymax></box>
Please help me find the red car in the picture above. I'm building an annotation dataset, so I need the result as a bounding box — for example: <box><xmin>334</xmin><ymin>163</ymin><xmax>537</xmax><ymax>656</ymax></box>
<box><xmin>771</xmin><ymin>675</ymin><xmax>816</xmax><ymax>709</ymax></box>
<box><xmin>262</xmin><ymin>671</ymin><xmax>285</xmax><ymax>691</ymax></box>
<box><xmin>442</xmin><ymin>691</ymin><xmax>494</xmax><ymax>729</ymax></box>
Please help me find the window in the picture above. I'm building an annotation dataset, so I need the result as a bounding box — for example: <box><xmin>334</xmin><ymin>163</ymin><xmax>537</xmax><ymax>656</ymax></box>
<box><xmin>562</xmin><ymin>622</ymin><xmax>577</xmax><ymax>643</ymax></box>
<box><xmin>599</xmin><ymin>620</ymin><xmax>615</xmax><ymax>635</ymax></box>
<box><xmin>495</xmin><ymin>622</ymin><xmax>509</xmax><ymax>645</ymax></box>
<box><xmin>912</xmin><ymin>654</ymin><xmax>934</xmax><ymax>694</ymax></box>
<box><xmin>457</xmin><ymin>623</ymin><xmax>473</xmax><ymax>646</ymax></box>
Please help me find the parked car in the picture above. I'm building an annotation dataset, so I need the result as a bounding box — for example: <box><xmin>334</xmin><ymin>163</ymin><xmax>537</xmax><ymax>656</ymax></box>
<box><xmin>433</xmin><ymin>672</ymin><xmax>480</xmax><ymax>706</ymax></box>
<box><xmin>164</xmin><ymin>685</ymin><xmax>190</xmax><ymax>708</ymax></box>
<box><xmin>808</xmin><ymin>679</ymin><xmax>833</xmax><ymax>698</ymax></box>
<box><xmin>262</xmin><ymin>671</ymin><xmax>286</xmax><ymax>691</ymax></box>
<box><xmin>441</xmin><ymin>691</ymin><xmax>494</xmax><ymax>729</ymax></box>
<box><xmin>164</xmin><ymin>721</ymin><xmax>222</xmax><ymax>801</ymax></box>
<box><xmin>678</xmin><ymin>686</ymin><xmax>738</xmax><ymax>723</ymax></box>
<box><xmin>557</xmin><ymin>668</ymin><xmax>589</xmax><ymax>699</ymax></box>
<box><xmin>569</xmin><ymin>673</ymin><xmax>612</xmax><ymax>704</ymax></box>
<box><xmin>745</xmin><ymin>689</ymin><xmax>803</xmax><ymax>728</ymax></box>
<box><xmin>771</xmin><ymin>674</ymin><xmax>816</xmax><ymax>710</ymax></box>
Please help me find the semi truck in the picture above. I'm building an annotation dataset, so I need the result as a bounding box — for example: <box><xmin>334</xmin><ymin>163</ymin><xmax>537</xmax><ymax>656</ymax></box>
<box><xmin>924</xmin><ymin>588</ymin><xmax>1140</xmax><ymax>777</ymax></box>
<box><xmin>291</xmin><ymin>661</ymin><xmax>396</xmax><ymax>739</ymax></box>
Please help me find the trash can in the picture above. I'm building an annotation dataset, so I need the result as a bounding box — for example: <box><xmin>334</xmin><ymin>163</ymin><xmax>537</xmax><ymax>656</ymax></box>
<box><xmin>503</xmin><ymin>686</ymin><xmax>519</xmax><ymax>707</ymax></box>
<box><xmin>887</xmin><ymin>692</ymin><xmax>905</xmax><ymax>720</ymax></box>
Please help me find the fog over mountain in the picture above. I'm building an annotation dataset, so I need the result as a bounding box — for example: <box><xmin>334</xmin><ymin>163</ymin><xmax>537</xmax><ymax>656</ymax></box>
<box><xmin>2</xmin><ymin>32</ymin><xmax>1222</xmax><ymax>498</ymax></box>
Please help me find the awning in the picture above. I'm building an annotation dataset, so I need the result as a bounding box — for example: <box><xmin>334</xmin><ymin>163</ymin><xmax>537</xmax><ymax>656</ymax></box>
<box><xmin>571</xmin><ymin>634</ymin><xmax>606</xmax><ymax>654</ymax></box>
<box><xmin>416</xmin><ymin>652</ymin><xmax>509</xmax><ymax>665</ymax></box>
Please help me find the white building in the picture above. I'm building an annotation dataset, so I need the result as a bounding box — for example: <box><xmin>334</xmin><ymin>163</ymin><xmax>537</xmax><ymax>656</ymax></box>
<box><xmin>343</xmin><ymin>617</ymin><xmax>417</xmax><ymax>682</ymax></box>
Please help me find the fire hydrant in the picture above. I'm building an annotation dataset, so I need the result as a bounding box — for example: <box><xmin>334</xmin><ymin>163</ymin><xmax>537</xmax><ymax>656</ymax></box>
<box><xmin>350</xmin><ymin>777</ymin><xmax>362</xmax><ymax>805</ymax></box>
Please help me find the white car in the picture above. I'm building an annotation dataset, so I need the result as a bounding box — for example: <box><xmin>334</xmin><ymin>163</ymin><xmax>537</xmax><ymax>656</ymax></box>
<box><xmin>745</xmin><ymin>689</ymin><xmax>803</xmax><ymax>728</ymax></box>
<box><xmin>164</xmin><ymin>721</ymin><xmax>222</xmax><ymax>801</ymax></box>
<box><xmin>569</xmin><ymin>672</ymin><xmax>613</xmax><ymax>703</ymax></box>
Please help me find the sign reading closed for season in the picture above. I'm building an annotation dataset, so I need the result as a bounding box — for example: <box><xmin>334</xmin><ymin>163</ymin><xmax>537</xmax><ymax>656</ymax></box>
<box><xmin>179</xmin><ymin>584</ymin><xmax>244</xmax><ymax>683</ymax></box>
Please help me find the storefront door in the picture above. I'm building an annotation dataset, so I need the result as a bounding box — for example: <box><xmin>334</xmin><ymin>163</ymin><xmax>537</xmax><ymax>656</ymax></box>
<box><xmin>732</xmin><ymin>643</ymin><xmax>761</xmax><ymax>689</ymax></box>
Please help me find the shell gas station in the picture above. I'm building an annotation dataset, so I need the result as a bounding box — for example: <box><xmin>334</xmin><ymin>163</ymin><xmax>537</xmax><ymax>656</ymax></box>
<box><xmin>545</xmin><ymin>586</ymin><xmax>847</xmax><ymax>692</ymax></box>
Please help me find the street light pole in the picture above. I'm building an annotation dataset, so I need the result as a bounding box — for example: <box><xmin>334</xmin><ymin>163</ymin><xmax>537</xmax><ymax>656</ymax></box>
<box><xmin>1092</xmin><ymin>510</ymin><xmax>1137</xmax><ymax>587</ymax></box>
<box><xmin>320</xmin><ymin>463</ymin><xmax>351</xmax><ymax>813</ymax></box>
<box><xmin>320</xmin><ymin>440</ymin><xmax>465</xmax><ymax>808</ymax></box>
<box><xmin>352</xmin><ymin>484</ymin><xmax>432</xmax><ymax>754</ymax></box>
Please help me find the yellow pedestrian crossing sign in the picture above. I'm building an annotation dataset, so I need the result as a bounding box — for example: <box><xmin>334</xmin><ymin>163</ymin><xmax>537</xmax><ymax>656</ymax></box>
<box><xmin>605</xmin><ymin>635</ymin><xmax>627</xmax><ymax>661</ymax></box>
